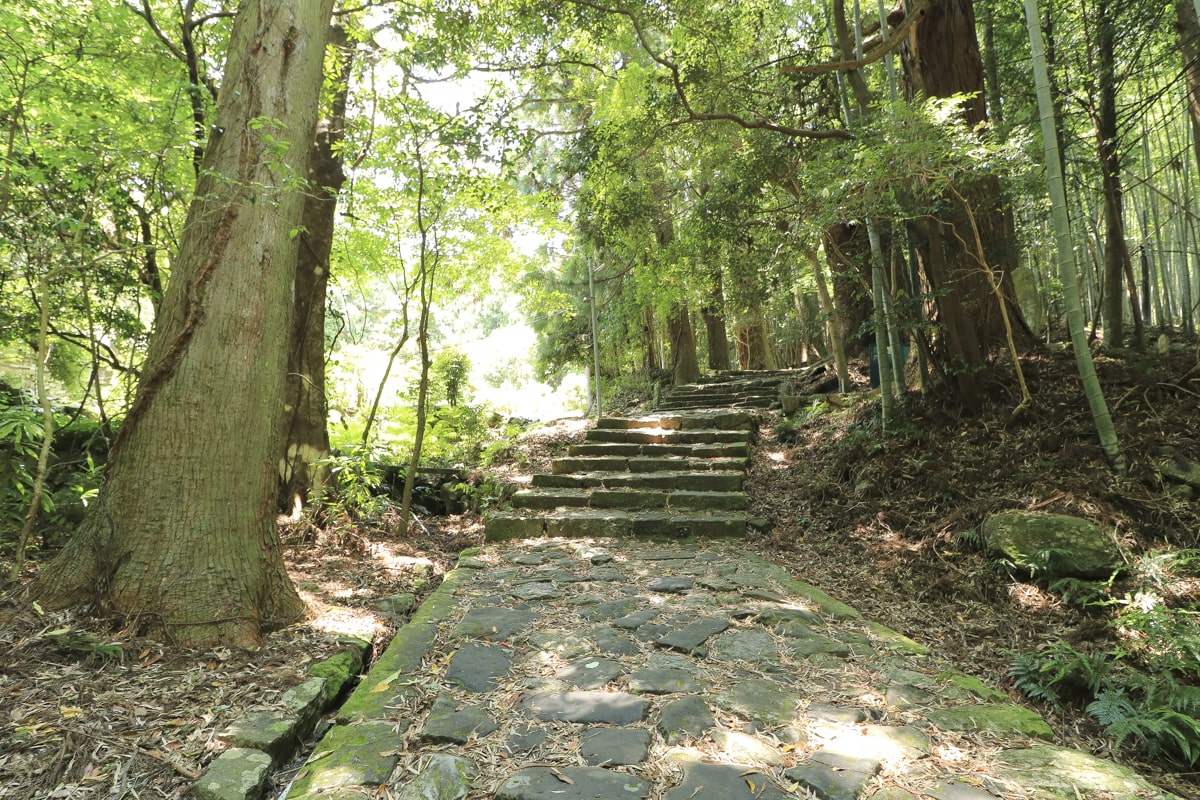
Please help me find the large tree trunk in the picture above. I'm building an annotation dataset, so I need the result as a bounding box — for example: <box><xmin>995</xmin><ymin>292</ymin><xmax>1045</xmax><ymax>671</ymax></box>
<box><xmin>278</xmin><ymin>26</ymin><xmax>352</xmax><ymax>515</ymax></box>
<box><xmin>27</xmin><ymin>0</ymin><xmax>335</xmax><ymax>647</ymax></box>
<box><xmin>734</xmin><ymin>315</ymin><xmax>776</xmax><ymax>370</ymax></box>
<box><xmin>899</xmin><ymin>0</ymin><xmax>1033</xmax><ymax>378</ymax></box>
<box><xmin>668</xmin><ymin>303</ymin><xmax>701</xmax><ymax>385</ymax></box>
<box><xmin>823</xmin><ymin>222</ymin><xmax>873</xmax><ymax>357</ymax></box>
<box><xmin>700</xmin><ymin>269</ymin><xmax>731</xmax><ymax>371</ymax></box>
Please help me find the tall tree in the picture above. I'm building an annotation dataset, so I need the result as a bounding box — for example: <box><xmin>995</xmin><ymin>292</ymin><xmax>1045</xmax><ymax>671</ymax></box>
<box><xmin>27</xmin><ymin>0</ymin><xmax>336</xmax><ymax>647</ymax></box>
<box><xmin>897</xmin><ymin>0</ymin><xmax>1033</xmax><ymax>406</ymax></box>
<box><xmin>278</xmin><ymin>24</ymin><xmax>354</xmax><ymax>515</ymax></box>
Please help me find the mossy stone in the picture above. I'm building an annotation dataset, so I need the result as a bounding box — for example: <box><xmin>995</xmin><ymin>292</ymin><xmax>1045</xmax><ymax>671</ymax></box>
<box><xmin>927</xmin><ymin>704</ymin><xmax>1053</xmax><ymax>740</ymax></box>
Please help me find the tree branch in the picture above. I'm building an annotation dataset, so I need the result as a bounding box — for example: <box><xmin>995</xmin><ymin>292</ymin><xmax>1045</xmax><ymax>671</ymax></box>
<box><xmin>564</xmin><ymin>0</ymin><xmax>851</xmax><ymax>140</ymax></box>
<box><xmin>782</xmin><ymin>0</ymin><xmax>932</xmax><ymax>75</ymax></box>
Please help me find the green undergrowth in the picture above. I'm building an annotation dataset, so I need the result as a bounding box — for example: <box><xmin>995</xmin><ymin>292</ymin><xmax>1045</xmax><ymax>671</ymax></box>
<box><xmin>1007</xmin><ymin>549</ymin><xmax>1200</xmax><ymax>766</ymax></box>
<box><xmin>0</xmin><ymin>386</ymin><xmax>108</xmax><ymax>562</ymax></box>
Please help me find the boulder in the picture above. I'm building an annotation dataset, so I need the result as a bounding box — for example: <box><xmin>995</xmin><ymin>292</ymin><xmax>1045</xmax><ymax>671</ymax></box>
<box><xmin>983</xmin><ymin>512</ymin><xmax>1121</xmax><ymax>579</ymax></box>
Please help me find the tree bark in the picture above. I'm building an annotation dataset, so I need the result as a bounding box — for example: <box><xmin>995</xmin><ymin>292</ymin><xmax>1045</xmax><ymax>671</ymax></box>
<box><xmin>27</xmin><ymin>0</ymin><xmax>336</xmax><ymax>647</ymax></box>
<box><xmin>898</xmin><ymin>0</ymin><xmax>1033</xmax><ymax>378</ymax></box>
<box><xmin>278</xmin><ymin>25</ymin><xmax>352</xmax><ymax>515</ymax></box>
<box><xmin>823</xmin><ymin>222</ymin><xmax>873</xmax><ymax>357</ymax></box>
<box><xmin>668</xmin><ymin>303</ymin><xmax>701</xmax><ymax>385</ymax></box>
<box><xmin>700</xmin><ymin>269</ymin><xmax>731</xmax><ymax>371</ymax></box>
<box><xmin>1095</xmin><ymin>0</ymin><xmax>1138</xmax><ymax>348</ymax></box>
<box><xmin>734</xmin><ymin>315</ymin><xmax>776</xmax><ymax>370</ymax></box>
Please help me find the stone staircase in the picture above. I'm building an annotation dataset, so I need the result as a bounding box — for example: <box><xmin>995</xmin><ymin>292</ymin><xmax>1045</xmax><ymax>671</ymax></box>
<box><xmin>485</xmin><ymin>409</ymin><xmax>754</xmax><ymax>541</ymax></box>
<box><xmin>655</xmin><ymin>369</ymin><xmax>799</xmax><ymax>411</ymax></box>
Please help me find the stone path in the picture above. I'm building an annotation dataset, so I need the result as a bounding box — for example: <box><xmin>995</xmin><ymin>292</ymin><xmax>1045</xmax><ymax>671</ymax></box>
<box><xmin>251</xmin><ymin>394</ymin><xmax>1179</xmax><ymax>800</ymax></box>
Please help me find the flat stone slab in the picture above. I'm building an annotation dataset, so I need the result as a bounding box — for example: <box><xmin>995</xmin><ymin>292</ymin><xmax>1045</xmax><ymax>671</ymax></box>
<box><xmin>711</xmin><ymin>729</ymin><xmax>784</xmax><ymax>766</ymax></box>
<box><xmin>218</xmin><ymin>711</ymin><xmax>298</xmax><ymax>766</ymax></box>
<box><xmin>446</xmin><ymin>643</ymin><xmax>510</xmax><ymax>692</ymax></box>
<box><xmin>579</xmin><ymin>727</ymin><xmax>651</xmax><ymax>766</ymax></box>
<box><xmin>496</xmin><ymin>767</ymin><xmax>652</xmax><ymax>800</ymax></box>
<box><xmin>421</xmin><ymin>694</ymin><xmax>497</xmax><ymax>744</ymax></box>
<box><xmin>782</xmin><ymin>628</ymin><xmax>852</xmax><ymax>658</ymax></box>
<box><xmin>784</xmin><ymin>761</ymin><xmax>872</xmax><ymax>800</ymax></box>
<box><xmin>612</xmin><ymin>607</ymin><xmax>660</xmax><ymax>630</ymax></box>
<box><xmin>626</xmin><ymin>667</ymin><xmax>705</xmax><ymax>694</ymax></box>
<box><xmin>810</xmin><ymin>747</ymin><xmax>882</xmax><ymax>776</ymax></box>
<box><xmin>288</xmin><ymin>720</ymin><xmax>403</xmax><ymax>795</ymax></box>
<box><xmin>665</xmin><ymin>762</ymin><xmax>790</xmax><ymax>800</ymax></box>
<box><xmin>656</xmin><ymin>695</ymin><xmax>716</xmax><ymax>743</ymax></box>
<box><xmin>708</xmin><ymin>629</ymin><xmax>781</xmax><ymax>663</ymax></box>
<box><xmin>922</xmin><ymin>782</ymin><xmax>997</xmax><ymax>800</ymax></box>
<box><xmin>817</xmin><ymin>725</ymin><xmax>930</xmax><ymax>762</ymax></box>
<box><xmin>521</xmin><ymin>690</ymin><xmax>648</xmax><ymax>724</ymax></box>
<box><xmin>511</xmin><ymin>582</ymin><xmax>561</xmax><ymax>601</ymax></box>
<box><xmin>588</xmin><ymin>627</ymin><xmax>641</xmax><ymax>656</ymax></box>
<box><xmin>581</xmin><ymin>597</ymin><xmax>644</xmax><ymax>621</ymax></box>
<box><xmin>656</xmin><ymin>616</ymin><xmax>729</xmax><ymax>652</ymax></box>
<box><xmin>713</xmin><ymin>678</ymin><xmax>804</xmax><ymax>727</ymax></box>
<box><xmin>927</xmin><ymin>704</ymin><xmax>1053</xmax><ymax>740</ymax></box>
<box><xmin>393</xmin><ymin>754</ymin><xmax>476</xmax><ymax>800</ymax></box>
<box><xmin>528</xmin><ymin>630</ymin><xmax>593</xmax><ymax>659</ymax></box>
<box><xmin>560</xmin><ymin>657</ymin><xmax>624</xmax><ymax>689</ymax></box>
<box><xmin>647</xmin><ymin>577</ymin><xmax>695</xmax><ymax>593</ymax></box>
<box><xmin>506</xmin><ymin>725</ymin><xmax>548</xmax><ymax>754</ymax></box>
<box><xmin>994</xmin><ymin>745</ymin><xmax>1183</xmax><ymax>799</ymax></box>
<box><xmin>453</xmin><ymin>607</ymin><xmax>539</xmax><ymax>641</ymax></box>
<box><xmin>191</xmin><ymin>748</ymin><xmax>271</xmax><ymax>800</ymax></box>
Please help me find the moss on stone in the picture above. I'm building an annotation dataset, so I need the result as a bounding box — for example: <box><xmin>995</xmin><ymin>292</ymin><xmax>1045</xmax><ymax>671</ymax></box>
<box><xmin>927</xmin><ymin>704</ymin><xmax>1053</xmax><ymax>740</ymax></box>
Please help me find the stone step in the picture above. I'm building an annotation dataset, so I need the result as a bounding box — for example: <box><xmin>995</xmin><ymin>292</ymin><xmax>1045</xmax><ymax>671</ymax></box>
<box><xmin>596</xmin><ymin>411</ymin><xmax>753</xmax><ymax>432</ymax></box>
<box><xmin>657</xmin><ymin>396</ymin><xmax>776</xmax><ymax>411</ymax></box>
<box><xmin>511</xmin><ymin>488</ymin><xmax>746</xmax><ymax>512</ymax></box>
<box><xmin>695</xmin><ymin>368</ymin><xmax>808</xmax><ymax>384</ymax></box>
<box><xmin>665</xmin><ymin>386</ymin><xmax>780</xmax><ymax>399</ymax></box>
<box><xmin>484</xmin><ymin>509</ymin><xmax>747</xmax><ymax>541</ymax></box>
<box><xmin>550</xmin><ymin>455</ymin><xmax>748</xmax><ymax>474</ymax></box>
<box><xmin>567</xmin><ymin>441</ymin><xmax>751</xmax><ymax>459</ymax></box>
<box><xmin>532</xmin><ymin>470</ymin><xmax>744</xmax><ymax>492</ymax></box>
<box><xmin>585</xmin><ymin>428</ymin><xmax>750</xmax><ymax>445</ymax></box>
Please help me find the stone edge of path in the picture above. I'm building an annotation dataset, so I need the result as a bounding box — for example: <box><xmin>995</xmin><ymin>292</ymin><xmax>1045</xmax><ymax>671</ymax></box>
<box><xmin>276</xmin><ymin>563</ymin><xmax>477</xmax><ymax>800</ymax></box>
<box><xmin>188</xmin><ymin>636</ymin><xmax>373</xmax><ymax>800</ymax></box>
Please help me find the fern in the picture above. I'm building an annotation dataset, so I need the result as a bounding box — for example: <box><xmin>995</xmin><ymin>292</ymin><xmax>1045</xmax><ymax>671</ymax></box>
<box><xmin>1008</xmin><ymin>642</ymin><xmax>1111</xmax><ymax>706</ymax></box>
<box><xmin>1007</xmin><ymin>652</ymin><xmax>1062</xmax><ymax>707</ymax></box>
<box><xmin>1088</xmin><ymin>686</ymin><xmax>1200</xmax><ymax>765</ymax></box>
<box><xmin>1047</xmin><ymin>577</ymin><xmax>1113</xmax><ymax>608</ymax></box>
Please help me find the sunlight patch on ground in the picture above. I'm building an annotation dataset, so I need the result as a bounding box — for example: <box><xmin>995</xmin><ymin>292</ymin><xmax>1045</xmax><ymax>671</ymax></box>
<box><xmin>1007</xmin><ymin>581</ymin><xmax>1061</xmax><ymax>610</ymax></box>
<box><xmin>369</xmin><ymin>541</ymin><xmax>436</xmax><ymax>573</ymax></box>
<box><xmin>301</xmin><ymin>595</ymin><xmax>385</xmax><ymax>641</ymax></box>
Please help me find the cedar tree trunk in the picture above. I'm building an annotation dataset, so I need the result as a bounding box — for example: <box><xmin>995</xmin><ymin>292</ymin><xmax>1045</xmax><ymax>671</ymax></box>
<box><xmin>899</xmin><ymin>0</ymin><xmax>1033</xmax><ymax>384</ymax></box>
<box><xmin>27</xmin><ymin>0</ymin><xmax>335</xmax><ymax>647</ymax></box>
<box><xmin>279</xmin><ymin>26</ymin><xmax>353</xmax><ymax>514</ymax></box>
<box><xmin>701</xmin><ymin>269</ymin><xmax>731</xmax><ymax>371</ymax></box>
<box><xmin>668</xmin><ymin>303</ymin><xmax>702</xmax><ymax>386</ymax></box>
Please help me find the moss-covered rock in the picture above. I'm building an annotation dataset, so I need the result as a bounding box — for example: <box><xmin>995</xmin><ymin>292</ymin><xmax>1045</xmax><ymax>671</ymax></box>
<box><xmin>983</xmin><ymin>512</ymin><xmax>1121</xmax><ymax>579</ymax></box>
<box><xmin>927</xmin><ymin>703</ymin><xmax>1053</xmax><ymax>740</ymax></box>
<box><xmin>995</xmin><ymin>745</ymin><xmax>1182</xmax><ymax>799</ymax></box>
<box><xmin>287</xmin><ymin>721</ymin><xmax>406</xmax><ymax>798</ymax></box>
<box><xmin>189</xmin><ymin>748</ymin><xmax>272</xmax><ymax>800</ymax></box>
<box><xmin>307</xmin><ymin>650</ymin><xmax>362</xmax><ymax>705</ymax></box>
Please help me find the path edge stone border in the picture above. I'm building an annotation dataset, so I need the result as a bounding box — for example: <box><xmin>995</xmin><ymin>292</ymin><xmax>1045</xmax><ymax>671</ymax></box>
<box><xmin>188</xmin><ymin>635</ymin><xmax>371</xmax><ymax>800</ymax></box>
